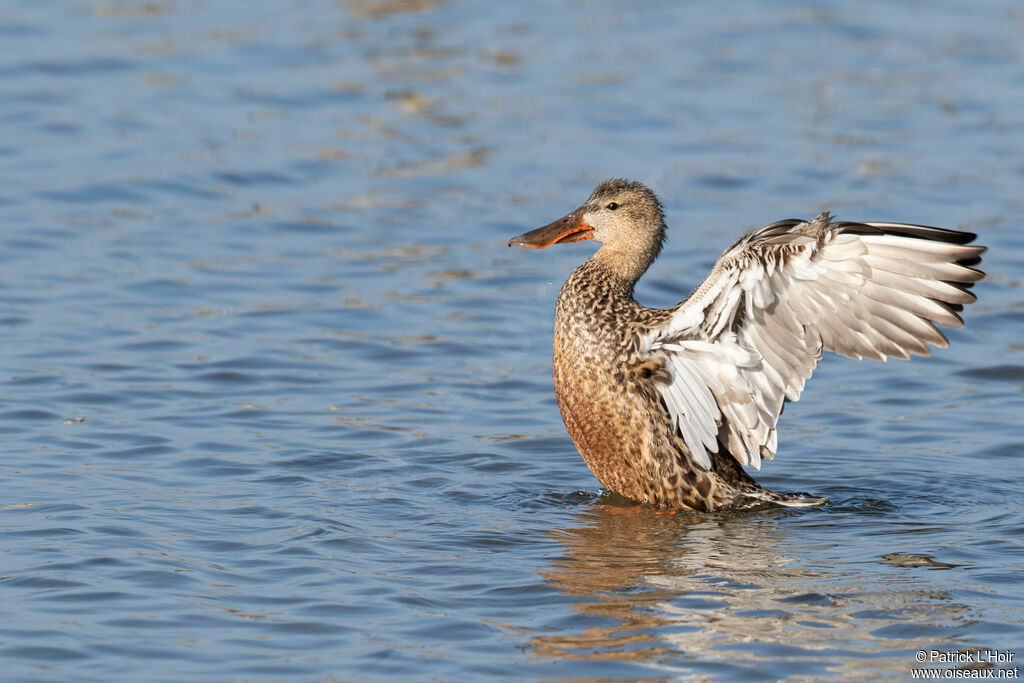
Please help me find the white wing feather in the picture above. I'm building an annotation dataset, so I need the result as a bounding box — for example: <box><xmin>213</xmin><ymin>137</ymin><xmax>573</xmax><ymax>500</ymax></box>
<box><xmin>642</xmin><ymin>215</ymin><xmax>985</xmax><ymax>470</ymax></box>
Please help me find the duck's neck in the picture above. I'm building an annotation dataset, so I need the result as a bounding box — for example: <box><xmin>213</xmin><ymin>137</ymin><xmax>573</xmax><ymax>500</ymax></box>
<box><xmin>591</xmin><ymin>245</ymin><xmax>657</xmax><ymax>293</ymax></box>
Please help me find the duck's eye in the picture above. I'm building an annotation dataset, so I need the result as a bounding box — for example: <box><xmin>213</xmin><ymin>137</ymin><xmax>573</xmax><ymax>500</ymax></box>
<box><xmin>606</xmin><ymin>202</ymin><xmax>619</xmax><ymax>210</ymax></box>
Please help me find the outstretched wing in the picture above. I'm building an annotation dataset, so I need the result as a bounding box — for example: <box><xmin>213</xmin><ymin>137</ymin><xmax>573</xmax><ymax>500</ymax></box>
<box><xmin>641</xmin><ymin>213</ymin><xmax>986</xmax><ymax>470</ymax></box>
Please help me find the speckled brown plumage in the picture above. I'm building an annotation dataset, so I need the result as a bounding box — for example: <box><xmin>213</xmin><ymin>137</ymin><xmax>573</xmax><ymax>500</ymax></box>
<box><xmin>551</xmin><ymin>258</ymin><xmax>751</xmax><ymax>511</ymax></box>
<box><xmin>509</xmin><ymin>179</ymin><xmax>985</xmax><ymax>512</ymax></box>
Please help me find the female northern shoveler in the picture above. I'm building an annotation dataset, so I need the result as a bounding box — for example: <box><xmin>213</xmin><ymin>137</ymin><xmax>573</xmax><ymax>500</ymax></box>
<box><xmin>509</xmin><ymin>179</ymin><xmax>986</xmax><ymax>511</ymax></box>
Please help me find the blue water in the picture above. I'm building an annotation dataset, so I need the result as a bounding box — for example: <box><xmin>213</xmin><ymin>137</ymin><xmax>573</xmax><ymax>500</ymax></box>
<box><xmin>1</xmin><ymin>1</ymin><xmax>1022</xmax><ymax>680</ymax></box>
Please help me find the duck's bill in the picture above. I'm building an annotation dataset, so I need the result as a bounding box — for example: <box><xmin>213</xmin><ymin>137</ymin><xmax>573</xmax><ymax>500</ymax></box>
<box><xmin>508</xmin><ymin>209</ymin><xmax>593</xmax><ymax>249</ymax></box>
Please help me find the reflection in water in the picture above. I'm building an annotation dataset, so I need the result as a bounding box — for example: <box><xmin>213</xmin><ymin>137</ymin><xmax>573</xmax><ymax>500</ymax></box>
<box><xmin>533</xmin><ymin>502</ymin><xmax>984</xmax><ymax>679</ymax></box>
<box><xmin>346</xmin><ymin>0</ymin><xmax>442</xmax><ymax>20</ymax></box>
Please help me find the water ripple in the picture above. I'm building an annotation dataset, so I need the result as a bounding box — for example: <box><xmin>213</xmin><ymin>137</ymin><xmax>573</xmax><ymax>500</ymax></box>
<box><xmin>0</xmin><ymin>1</ymin><xmax>1021</xmax><ymax>681</ymax></box>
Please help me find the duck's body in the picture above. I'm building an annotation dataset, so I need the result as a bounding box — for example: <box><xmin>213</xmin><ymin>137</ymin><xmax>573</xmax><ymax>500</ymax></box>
<box><xmin>510</xmin><ymin>180</ymin><xmax>986</xmax><ymax>512</ymax></box>
<box><xmin>552</xmin><ymin>258</ymin><xmax>756</xmax><ymax>510</ymax></box>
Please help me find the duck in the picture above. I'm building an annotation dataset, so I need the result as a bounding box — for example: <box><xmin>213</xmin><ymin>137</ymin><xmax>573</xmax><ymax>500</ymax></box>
<box><xmin>508</xmin><ymin>179</ymin><xmax>986</xmax><ymax>511</ymax></box>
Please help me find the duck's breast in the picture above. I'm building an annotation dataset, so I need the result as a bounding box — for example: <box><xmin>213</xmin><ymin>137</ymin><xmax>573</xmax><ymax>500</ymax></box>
<box><xmin>551</xmin><ymin>279</ymin><xmax>667</xmax><ymax>497</ymax></box>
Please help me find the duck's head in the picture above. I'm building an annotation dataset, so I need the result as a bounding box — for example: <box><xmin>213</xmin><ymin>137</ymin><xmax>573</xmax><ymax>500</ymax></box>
<box><xmin>508</xmin><ymin>179</ymin><xmax>666</xmax><ymax>273</ymax></box>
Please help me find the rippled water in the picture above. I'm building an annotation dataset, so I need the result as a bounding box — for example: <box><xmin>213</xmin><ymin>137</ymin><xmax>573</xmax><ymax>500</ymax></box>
<box><xmin>2</xmin><ymin>1</ymin><xmax>1022</xmax><ymax>680</ymax></box>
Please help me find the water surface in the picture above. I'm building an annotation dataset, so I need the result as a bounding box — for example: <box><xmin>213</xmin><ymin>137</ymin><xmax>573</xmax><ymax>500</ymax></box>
<box><xmin>1</xmin><ymin>1</ymin><xmax>1022</xmax><ymax>680</ymax></box>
